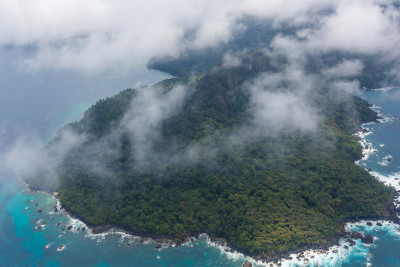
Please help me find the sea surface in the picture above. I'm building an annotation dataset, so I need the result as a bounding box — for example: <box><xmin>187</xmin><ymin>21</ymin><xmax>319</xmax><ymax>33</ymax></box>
<box><xmin>1</xmin><ymin>81</ymin><xmax>400</xmax><ymax>266</ymax></box>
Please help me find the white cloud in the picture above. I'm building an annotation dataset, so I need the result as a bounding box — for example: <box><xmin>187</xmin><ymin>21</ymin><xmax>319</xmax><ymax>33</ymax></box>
<box><xmin>1</xmin><ymin>0</ymin><xmax>399</xmax><ymax>77</ymax></box>
<box><xmin>3</xmin><ymin>127</ymin><xmax>85</xmax><ymax>180</ymax></box>
<box><xmin>322</xmin><ymin>60</ymin><xmax>364</xmax><ymax>79</ymax></box>
<box><xmin>121</xmin><ymin>84</ymin><xmax>187</xmax><ymax>162</ymax></box>
<box><xmin>245</xmin><ymin>66</ymin><xmax>321</xmax><ymax>135</ymax></box>
<box><xmin>309</xmin><ymin>1</ymin><xmax>400</xmax><ymax>54</ymax></box>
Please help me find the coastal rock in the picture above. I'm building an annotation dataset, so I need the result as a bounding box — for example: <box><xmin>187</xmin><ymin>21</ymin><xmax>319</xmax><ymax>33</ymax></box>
<box><xmin>67</xmin><ymin>226</ymin><xmax>72</xmax><ymax>230</ymax></box>
<box><xmin>82</xmin><ymin>227</ymin><xmax>86</xmax><ymax>231</ymax></box>
<box><xmin>242</xmin><ymin>260</ymin><xmax>252</xmax><ymax>267</ymax></box>
<box><xmin>37</xmin><ymin>209</ymin><xmax>42</xmax><ymax>213</ymax></box>
<box><xmin>155</xmin><ymin>243</ymin><xmax>162</xmax><ymax>249</ymax></box>
<box><xmin>377</xmin><ymin>222</ymin><xmax>382</xmax><ymax>226</ymax></box>
<box><xmin>351</xmin><ymin>231</ymin><xmax>363</xmax><ymax>240</ymax></box>
<box><xmin>347</xmin><ymin>238</ymin><xmax>356</xmax><ymax>246</ymax></box>
<box><xmin>361</xmin><ymin>234</ymin><xmax>374</xmax><ymax>244</ymax></box>
<box><xmin>366</xmin><ymin>222</ymin><xmax>373</xmax><ymax>226</ymax></box>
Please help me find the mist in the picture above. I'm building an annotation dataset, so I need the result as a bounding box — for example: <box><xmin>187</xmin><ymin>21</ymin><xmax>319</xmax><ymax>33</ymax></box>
<box><xmin>1</xmin><ymin>0</ymin><xmax>400</xmax><ymax>184</ymax></box>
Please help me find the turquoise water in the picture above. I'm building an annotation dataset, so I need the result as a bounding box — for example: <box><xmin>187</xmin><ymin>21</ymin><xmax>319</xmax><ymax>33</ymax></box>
<box><xmin>1</xmin><ymin>86</ymin><xmax>400</xmax><ymax>266</ymax></box>
<box><xmin>0</xmin><ymin>181</ymin><xmax>247</xmax><ymax>266</ymax></box>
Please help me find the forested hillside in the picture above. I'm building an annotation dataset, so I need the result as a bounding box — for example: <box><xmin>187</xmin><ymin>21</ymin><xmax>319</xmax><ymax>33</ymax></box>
<box><xmin>28</xmin><ymin>51</ymin><xmax>394</xmax><ymax>259</ymax></box>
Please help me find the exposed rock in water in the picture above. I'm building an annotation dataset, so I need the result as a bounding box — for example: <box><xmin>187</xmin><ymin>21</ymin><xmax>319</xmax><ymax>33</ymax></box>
<box><xmin>67</xmin><ymin>225</ymin><xmax>73</xmax><ymax>230</ymax></box>
<box><xmin>347</xmin><ymin>238</ymin><xmax>356</xmax><ymax>246</ymax></box>
<box><xmin>350</xmin><ymin>231</ymin><xmax>373</xmax><ymax>244</ymax></box>
<box><xmin>351</xmin><ymin>231</ymin><xmax>363</xmax><ymax>240</ymax></box>
<box><xmin>37</xmin><ymin>209</ymin><xmax>42</xmax><ymax>213</ymax></box>
<box><xmin>366</xmin><ymin>222</ymin><xmax>373</xmax><ymax>226</ymax></box>
<box><xmin>242</xmin><ymin>260</ymin><xmax>252</xmax><ymax>267</ymax></box>
<box><xmin>155</xmin><ymin>243</ymin><xmax>162</xmax><ymax>249</ymax></box>
<box><xmin>377</xmin><ymin>222</ymin><xmax>382</xmax><ymax>226</ymax></box>
<box><xmin>361</xmin><ymin>234</ymin><xmax>374</xmax><ymax>244</ymax></box>
<box><xmin>82</xmin><ymin>227</ymin><xmax>86</xmax><ymax>231</ymax></box>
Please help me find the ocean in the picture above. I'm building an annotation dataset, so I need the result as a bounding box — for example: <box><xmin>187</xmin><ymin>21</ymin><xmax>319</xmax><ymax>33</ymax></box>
<box><xmin>1</xmin><ymin>80</ymin><xmax>400</xmax><ymax>266</ymax></box>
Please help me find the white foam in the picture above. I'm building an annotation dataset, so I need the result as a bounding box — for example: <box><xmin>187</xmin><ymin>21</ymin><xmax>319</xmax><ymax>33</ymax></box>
<box><xmin>57</xmin><ymin>244</ymin><xmax>66</xmax><ymax>251</ymax></box>
<box><xmin>378</xmin><ymin>155</ymin><xmax>392</xmax><ymax>167</ymax></box>
<box><xmin>202</xmin><ymin>233</ymin><xmax>362</xmax><ymax>267</ymax></box>
<box><xmin>202</xmin><ymin>234</ymin><xmax>245</xmax><ymax>262</ymax></box>
<box><xmin>372</xmin><ymin>87</ymin><xmax>394</xmax><ymax>92</ymax></box>
<box><xmin>370</xmin><ymin>171</ymin><xmax>400</xmax><ymax>190</ymax></box>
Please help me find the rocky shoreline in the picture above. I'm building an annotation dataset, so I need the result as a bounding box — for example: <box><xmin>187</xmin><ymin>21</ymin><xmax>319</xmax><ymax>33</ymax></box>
<box><xmin>53</xmin><ymin>189</ymin><xmax>399</xmax><ymax>267</ymax></box>
<box><xmin>24</xmin><ymin>98</ymin><xmax>400</xmax><ymax>266</ymax></box>
<box><xmin>26</xmin><ymin>184</ymin><xmax>400</xmax><ymax>267</ymax></box>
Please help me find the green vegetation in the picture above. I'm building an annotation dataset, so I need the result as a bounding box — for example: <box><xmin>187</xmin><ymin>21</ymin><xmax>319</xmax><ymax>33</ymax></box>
<box><xmin>30</xmin><ymin>51</ymin><xmax>394</xmax><ymax>259</ymax></box>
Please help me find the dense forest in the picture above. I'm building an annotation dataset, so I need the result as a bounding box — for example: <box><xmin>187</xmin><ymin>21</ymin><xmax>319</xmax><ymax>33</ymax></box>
<box><xmin>28</xmin><ymin>49</ymin><xmax>394</xmax><ymax>259</ymax></box>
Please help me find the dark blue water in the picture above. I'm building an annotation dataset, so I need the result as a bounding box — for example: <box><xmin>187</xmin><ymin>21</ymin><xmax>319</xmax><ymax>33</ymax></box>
<box><xmin>1</xmin><ymin>55</ymin><xmax>400</xmax><ymax>267</ymax></box>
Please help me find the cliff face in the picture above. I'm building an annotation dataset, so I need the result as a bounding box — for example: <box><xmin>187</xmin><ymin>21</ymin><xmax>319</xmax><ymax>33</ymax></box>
<box><xmin>29</xmin><ymin>51</ymin><xmax>393</xmax><ymax>259</ymax></box>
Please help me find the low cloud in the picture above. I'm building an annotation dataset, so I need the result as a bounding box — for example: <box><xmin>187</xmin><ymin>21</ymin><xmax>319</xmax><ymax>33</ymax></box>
<box><xmin>2</xmin><ymin>0</ymin><xmax>399</xmax><ymax>75</ymax></box>
<box><xmin>322</xmin><ymin>60</ymin><xmax>364</xmax><ymax>79</ymax></box>
<box><xmin>308</xmin><ymin>1</ymin><xmax>400</xmax><ymax>55</ymax></box>
<box><xmin>121</xmin><ymin>84</ymin><xmax>188</xmax><ymax>163</ymax></box>
<box><xmin>245</xmin><ymin>65</ymin><xmax>321</xmax><ymax>136</ymax></box>
<box><xmin>3</xmin><ymin>127</ymin><xmax>85</xmax><ymax>183</ymax></box>
<box><xmin>2</xmin><ymin>0</ymin><xmax>400</xmax><ymax>182</ymax></box>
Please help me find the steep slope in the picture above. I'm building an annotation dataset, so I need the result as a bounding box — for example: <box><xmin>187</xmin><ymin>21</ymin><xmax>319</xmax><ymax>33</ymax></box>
<box><xmin>30</xmin><ymin>52</ymin><xmax>394</xmax><ymax>259</ymax></box>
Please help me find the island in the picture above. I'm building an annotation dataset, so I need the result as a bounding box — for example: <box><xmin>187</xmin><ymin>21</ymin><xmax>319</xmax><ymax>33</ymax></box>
<box><xmin>27</xmin><ymin>48</ymin><xmax>396</xmax><ymax>261</ymax></box>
